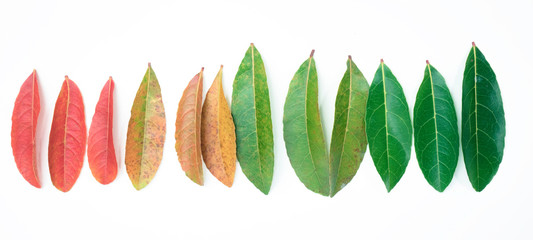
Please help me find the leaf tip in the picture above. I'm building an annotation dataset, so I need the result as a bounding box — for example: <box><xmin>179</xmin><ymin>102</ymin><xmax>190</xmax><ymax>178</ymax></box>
<box><xmin>348</xmin><ymin>55</ymin><xmax>352</xmax><ymax>60</ymax></box>
<box><xmin>310</xmin><ymin>49</ymin><xmax>315</xmax><ymax>58</ymax></box>
<box><xmin>64</xmin><ymin>75</ymin><xmax>69</xmax><ymax>80</ymax></box>
<box><xmin>32</xmin><ymin>69</ymin><xmax>36</xmax><ymax>74</ymax></box>
<box><xmin>472</xmin><ymin>41</ymin><xmax>476</xmax><ymax>47</ymax></box>
<box><xmin>250</xmin><ymin>42</ymin><xmax>254</xmax><ymax>47</ymax></box>
<box><xmin>148</xmin><ymin>62</ymin><xmax>151</xmax><ymax>68</ymax></box>
<box><xmin>380</xmin><ymin>58</ymin><xmax>384</xmax><ymax>63</ymax></box>
<box><xmin>426</xmin><ymin>60</ymin><xmax>430</xmax><ymax>65</ymax></box>
<box><xmin>201</xmin><ymin>67</ymin><xmax>204</xmax><ymax>72</ymax></box>
<box><xmin>220</xmin><ymin>64</ymin><xmax>224</xmax><ymax>69</ymax></box>
<box><xmin>108</xmin><ymin>76</ymin><xmax>113</xmax><ymax>81</ymax></box>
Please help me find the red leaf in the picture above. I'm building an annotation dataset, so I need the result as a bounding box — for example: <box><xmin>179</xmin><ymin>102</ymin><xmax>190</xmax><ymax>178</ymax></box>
<box><xmin>49</xmin><ymin>76</ymin><xmax>87</xmax><ymax>192</ymax></box>
<box><xmin>88</xmin><ymin>77</ymin><xmax>117</xmax><ymax>185</ymax></box>
<box><xmin>11</xmin><ymin>70</ymin><xmax>41</xmax><ymax>188</ymax></box>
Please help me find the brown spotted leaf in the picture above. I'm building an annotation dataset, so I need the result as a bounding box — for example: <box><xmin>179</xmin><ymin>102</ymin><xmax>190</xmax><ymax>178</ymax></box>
<box><xmin>125</xmin><ymin>63</ymin><xmax>166</xmax><ymax>190</ymax></box>
<box><xmin>201</xmin><ymin>66</ymin><xmax>237</xmax><ymax>187</ymax></box>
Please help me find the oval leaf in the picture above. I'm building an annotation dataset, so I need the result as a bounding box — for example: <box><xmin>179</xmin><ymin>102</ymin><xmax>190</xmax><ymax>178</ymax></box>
<box><xmin>366</xmin><ymin>60</ymin><xmax>412</xmax><ymax>192</ymax></box>
<box><xmin>49</xmin><ymin>76</ymin><xmax>87</xmax><ymax>192</ymax></box>
<box><xmin>231</xmin><ymin>44</ymin><xmax>274</xmax><ymax>194</ymax></box>
<box><xmin>414</xmin><ymin>62</ymin><xmax>459</xmax><ymax>192</ymax></box>
<box><xmin>11</xmin><ymin>70</ymin><xmax>41</xmax><ymax>188</ymax></box>
<box><xmin>125</xmin><ymin>63</ymin><xmax>166</xmax><ymax>190</ymax></box>
<box><xmin>201</xmin><ymin>66</ymin><xmax>237</xmax><ymax>187</ymax></box>
<box><xmin>329</xmin><ymin>56</ymin><xmax>369</xmax><ymax>197</ymax></box>
<box><xmin>88</xmin><ymin>77</ymin><xmax>117</xmax><ymax>185</ymax></box>
<box><xmin>283</xmin><ymin>50</ymin><xmax>329</xmax><ymax>196</ymax></box>
<box><xmin>462</xmin><ymin>43</ymin><xmax>505</xmax><ymax>191</ymax></box>
<box><xmin>175</xmin><ymin>68</ymin><xmax>204</xmax><ymax>186</ymax></box>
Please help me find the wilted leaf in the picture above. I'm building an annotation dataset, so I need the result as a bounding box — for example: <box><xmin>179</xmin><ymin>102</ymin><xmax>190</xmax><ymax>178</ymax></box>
<box><xmin>413</xmin><ymin>61</ymin><xmax>459</xmax><ymax>192</ymax></box>
<box><xmin>231</xmin><ymin>44</ymin><xmax>274</xmax><ymax>194</ymax></box>
<box><xmin>462</xmin><ymin>43</ymin><xmax>505</xmax><ymax>191</ymax></box>
<box><xmin>366</xmin><ymin>60</ymin><xmax>412</xmax><ymax>192</ymax></box>
<box><xmin>125</xmin><ymin>63</ymin><xmax>166</xmax><ymax>190</ymax></box>
<box><xmin>329</xmin><ymin>56</ymin><xmax>369</xmax><ymax>197</ymax></box>
<box><xmin>49</xmin><ymin>76</ymin><xmax>87</xmax><ymax>192</ymax></box>
<box><xmin>176</xmin><ymin>68</ymin><xmax>204</xmax><ymax>185</ymax></box>
<box><xmin>88</xmin><ymin>77</ymin><xmax>117</xmax><ymax>185</ymax></box>
<box><xmin>201</xmin><ymin>66</ymin><xmax>237</xmax><ymax>187</ymax></box>
<box><xmin>11</xmin><ymin>70</ymin><xmax>41</xmax><ymax>188</ymax></box>
<box><xmin>283</xmin><ymin>50</ymin><xmax>329</xmax><ymax>196</ymax></box>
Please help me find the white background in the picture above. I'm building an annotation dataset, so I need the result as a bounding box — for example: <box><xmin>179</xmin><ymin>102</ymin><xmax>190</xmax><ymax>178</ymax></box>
<box><xmin>1</xmin><ymin>0</ymin><xmax>532</xmax><ymax>239</ymax></box>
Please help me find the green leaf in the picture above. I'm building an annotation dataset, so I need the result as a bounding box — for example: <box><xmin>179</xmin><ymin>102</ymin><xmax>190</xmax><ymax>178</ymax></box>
<box><xmin>231</xmin><ymin>44</ymin><xmax>274</xmax><ymax>195</ymax></box>
<box><xmin>366</xmin><ymin>60</ymin><xmax>412</xmax><ymax>192</ymax></box>
<box><xmin>462</xmin><ymin>43</ymin><xmax>506</xmax><ymax>192</ymax></box>
<box><xmin>283</xmin><ymin>50</ymin><xmax>329</xmax><ymax>196</ymax></box>
<box><xmin>329</xmin><ymin>56</ymin><xmax>369</xmax><ymax>197</ymax></box>
<box><xmin>413</xmin><ymin>61</ymin><xmax>459</xmax><ymax>192</ymax></box>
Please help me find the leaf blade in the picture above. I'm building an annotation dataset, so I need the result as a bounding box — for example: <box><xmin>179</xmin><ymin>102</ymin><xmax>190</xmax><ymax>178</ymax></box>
<box><xmin>125</xmin><ymin>64</ymin><xmax>166</xmax><ymax>190</ymax></box>
<box><xmin>329</xmin><ymin>56</ymin><xmax>369</xmax><ymax>197</ymax></box>
<box><xmin>48</xmin><ymin>76</ymin><xmax>87</xmax><ymax>192</ymax></box>
<box><xmin>231</xmin><ymin>44</ymin><xmax>274</xmax><ymax>194</ymax></box>
<box><xmin>413</xmin><ymin>62</ymin><xmax>459</xmax><ymax>192</ymax></box>
<box><xmin>461</xmin><ymin>43</ymin><xmax>506</xmax><ymax>191</ymax></box>
<box><xmin>201</xmin><ymin>66</ymin><xmax>237</xmax><ymax>187</ymax></box>
<box><xmin>365</xmin><ymin>61</ymin><xmax>412</xmax><ymax>192</ymax></box>
<box><xmin>88</xmin><ymin>77</ymin><xmax>117</xmax><ymax>185</ymax></box>
<box><xmin>175</xmin><ymin>69</ymin><xmax>204</xmax><ymax>186</ymax></box>
<box><xmin>11</xmin><ymin>70</ymin><xmax>41</xmax><ymax>188</ymax></box>
<box><xmin>283</xmin><ymin>51</ymin><xmax>329</xmax><ymax>196</ymax></box>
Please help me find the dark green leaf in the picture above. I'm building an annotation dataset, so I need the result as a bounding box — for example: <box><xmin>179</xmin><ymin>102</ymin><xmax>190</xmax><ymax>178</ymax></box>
<box><xmin>366</xmin><ymin>60</ymin><xmax>412</xmax><ymax>192</ymax></box>
<box><xmin>462</xmin><ymin>43</ymin><xmax>506</xmax><ymax>191</ymax></box>
<box><xmin>231</xmin><ymin>44</ymin><xmax>274</xmax><ymax>195</ymax></box>
<box><xmin>283</xmin><ymin>50</ymin><xmax>329</xmax><ymax>196</ymax></box>
<box><xmin>329</xmin><ymin>56</ymin><xmax>369</xmax><ymax>197</ymax></box>
<box><xmin>413</xmin><ymin>62</ymin><xmax>459</xmax><ymax>192</ymax></box>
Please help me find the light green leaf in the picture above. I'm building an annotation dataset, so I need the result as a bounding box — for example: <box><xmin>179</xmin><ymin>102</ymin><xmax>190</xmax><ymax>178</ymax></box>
<box><xmin>231</xmin><ymin>43</ymin><xmax>274</xmax><ymax>195</ymax></box>
<box><xmin>462</xmin><ymin>43</ymin><xmax>506</xmax><ymax>192</ymax></box>
<box><xmin>329</xmin><ymin>56</ymin><xmax>369</xmax><ymax>197</ymax></box>
<box><xmin>366</xmin><ymin>60</ymin><xmax>412</xmax><ymax>192</ymax></box>
<box><xmin>413</xmin><ymin>61</ymin><xmax>459</xmax><ymax>192</ymax></box>
<box><xmin>283</xmin><ymin>50</ymin><xmax>329</xmax><ymax>196</ymax></box>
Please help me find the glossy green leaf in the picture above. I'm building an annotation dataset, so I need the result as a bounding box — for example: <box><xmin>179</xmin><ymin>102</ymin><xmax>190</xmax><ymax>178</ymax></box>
<box><xmin>462</xmin><ymin>43</ymin><xmax>505</xmax><ymax>192</ymax></box>
<box><xmin>231</xmin><ymin>43</ymin><xmax>274</xmax><ymax>195</ymax></box>
<box><xmin>366</xmin><ymin>60</ymin><xmax>412</xmax><ymax>192</ymax></box>
<box><xmin>413</xmin><ymin>62</ymin><xmax>459</xmax><ymax>192</ymax></box>
<box><xmin>283</xmin><ymin>50</ymin><xmax>329</xmax><ymax>196</ymax></box>
<box><xmin>329</xmin><ymin>56</ymin><xmax>369</xmax><ymax>197</ymax></box>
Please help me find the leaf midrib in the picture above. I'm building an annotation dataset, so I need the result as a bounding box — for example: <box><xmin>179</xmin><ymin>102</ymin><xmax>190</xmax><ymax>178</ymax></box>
<box><xmin>250</xmin><ymin>46</ymin><xmax>265</xmax><ymax>190</ymax></box>
<box><xmin>427</xmin><ymin>64</ymin><xmax>442</xmax><ymax>189</ymax></box>
<box><xmin>381</xmin><ymin>62</ymin><xmax>391</xmax><ymax>189</ymax></box>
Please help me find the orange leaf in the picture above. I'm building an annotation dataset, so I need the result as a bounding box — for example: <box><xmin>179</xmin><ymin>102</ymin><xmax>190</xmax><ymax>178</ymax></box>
<box><xmin>88</xmin><ymin>77</ymin><xmax>117</xmax><ymax>185</ymax></box>
<box><xmin>11</xmin><ymin>70</ymin><xmax>41</xmax><ymax>188</ymax></box>
<box><xmin>175</xmin><ymin>68</ymin><xmax>204</xmax><ymax>185</ymax></box>
<box><xmin>49</xmin><ymin>76</ymin><xmax>87</xmax><ymax>192</ymax></box>
<box><xmin>201</xmin><ymin>66</ymin><xmax>237</xmax><ymax>187</ymax></box>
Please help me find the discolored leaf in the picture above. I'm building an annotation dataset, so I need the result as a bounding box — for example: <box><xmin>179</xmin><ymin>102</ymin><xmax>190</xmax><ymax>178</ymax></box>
<box><xmin>88</xmin><ymin>77</ymin><xmax>117</xmax><ymax>185</ymax></box>
<box><xmin>175</xmin><ymin>68</ymin><xmax>204</xmax><ymax>186</ymax></box>
<box><xmin>11</xmin><ymin>70</ymin><xmax>41</xmax><ymax>188</ymax></box>
<box><xmin>49</xmin><ymin>76</ymin><xmax>87</xmax><ymax>192</ymax></box>
<box><xmin>414</xmin><ymin>61</ymin><xmax>459</xmax><ymax>192</ymax></box>
<box><xmin>125</xmin><ymin>63</ymin><xmax>166</xmax><ymax>190</ymax></box>
<box><xmin>366</xmin><ymin>60</ymin><xmax>412</xmax><ymax>192</ymax></box>
<box><xmin>329</xmin><ymin>56</ymin><xmax>369</xmax><ymax>197</ymax></box>
<box><xmin>231</xmin><ymin>44</ymin><xmax>274</xmax><ymax>194</ymax></box>
<box><xmin>283</xmin><ymin>50</ymin><xmax>329</xmax><ymax>196</ymax></box>
<box><xmin>201</xmin><ymin>66</ymin><xmax>237</xmax><ymax>187</ymax></box>
<box><xmin>462</xmin><ymin>43</ymin><xmax>505</xmax><ymax>191</ymax></box>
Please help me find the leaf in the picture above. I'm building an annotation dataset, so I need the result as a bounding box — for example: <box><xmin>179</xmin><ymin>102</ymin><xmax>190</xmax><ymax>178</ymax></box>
<box><xmin>125</xmin><ymin>63</ymin><xmax>166</xmax><ymax>190</ymax></box>
<box><xmin>365</xmin><ymin>60</ymin><xmax>412</xmax><ymax>192</ymax></box>
<box><xmin>87</xmin><ymin>77</ymin><xmax>117</xmax><ymax>185</ymax></box>
<box><xmin>201</xmin><ymin>66</ymin><xmax>237</xmax><ymax>187</ymax></box>
<box><xmin>462</xmin><ymin>43</ymin><xmax>505</xmax><ymax>191</ymax></box>
<box><xmin>49</xmin><ymin>76</ymin><xmax>87</xmax><ymax>192</ymax></box>
<box><xmin>329</xmin><ymin>56</ymin><xmax>369</xmax><ymax>197</ymax></box>
<box><xmin>11</xmin><ymin>70</ymin><xmax>41</xmax><ymax>188</ymax></box>
<box><xmin>175</xmin><ymin>68</ymin><xmax>204</xmax><ymax>186</ymax></box>
<box><xmin>413</xmin><ymin>61</ymin><xmax>459</xmax><ymax>192</ymax></box>
<box><xmin>283</xmin><ymin>50</ymin><xmax>329</xmax><ymax>196</ymax></box>
<box><xmin>231</xmin><ymin>44</ymin><xmax>274</xmax><ymax>194</ymax></box>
